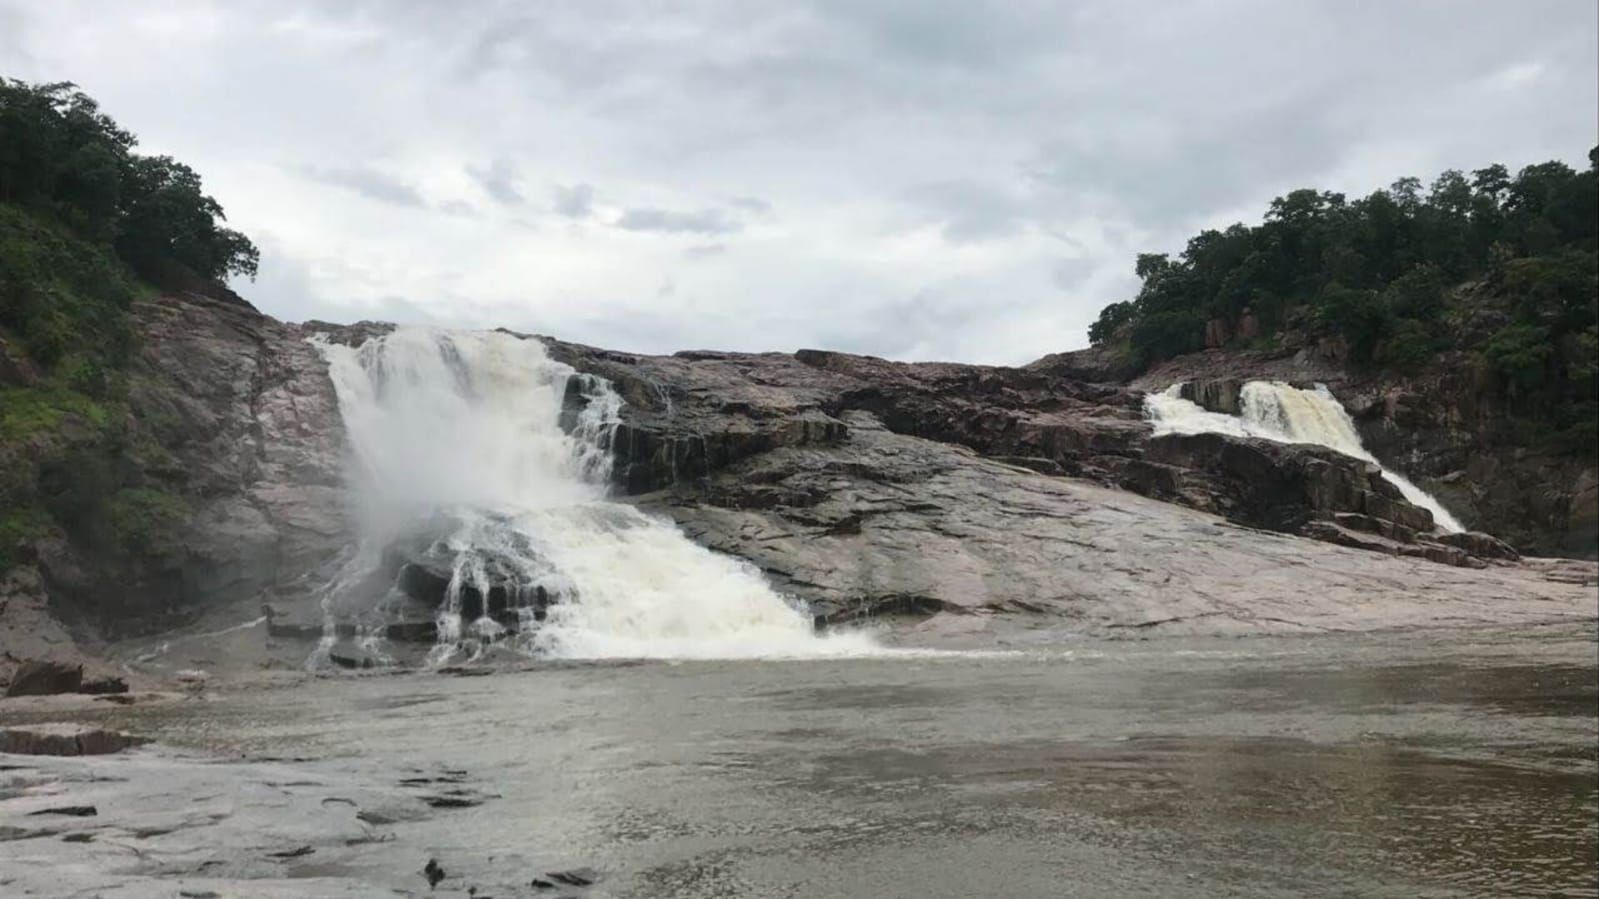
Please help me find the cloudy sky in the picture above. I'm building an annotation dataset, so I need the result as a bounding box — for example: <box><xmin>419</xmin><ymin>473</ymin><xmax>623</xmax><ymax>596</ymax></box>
<box><xmin>4</xmin><ymin>1</ymin><xmax>1595</xmax><ymax>363</ymax></box>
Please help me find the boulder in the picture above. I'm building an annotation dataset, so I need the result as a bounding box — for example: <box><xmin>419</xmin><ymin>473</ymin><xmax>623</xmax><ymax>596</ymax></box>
<box><xmin>1434</xmin><ymin>531</ymin><xmax>1520</xmax><ymax>562</ymax></box>
<box><xmin>78</xmin><ymin>675</ymin><xmax>129</xmax><ymax>695</ymax></box>
<box><xmin>1180</xmin><ymin>379</ymin><xmax>1244</xmax><ymax>415</ymax></box>
<box><xmin>328</xmin><ymin>644</ymin><xmax>383</xmax><ymax>670</ymax></box>
<box><xmin>4</xmin><ymin>660</ymin><xmax>83</xmax><ymax>697</ymax></box>
<box><xmin>0</xmin><ymin>723</ymin><xmax>146</xmax><ymax>756</ymax></box>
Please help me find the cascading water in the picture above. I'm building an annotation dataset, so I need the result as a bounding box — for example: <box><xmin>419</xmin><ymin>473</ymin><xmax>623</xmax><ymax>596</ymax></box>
<box><xmin>1145</xmin><ymin>381</ymin><xmax>1465</xmax><ymax>533</ymax></box>
<box><xmin>313</xmin><ymin>327</ymin><xmax>875</xmax><ymax>662</ymax></box>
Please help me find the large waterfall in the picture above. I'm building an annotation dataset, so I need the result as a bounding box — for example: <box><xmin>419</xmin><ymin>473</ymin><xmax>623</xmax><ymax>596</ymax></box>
<box><xmin>1145</xmin><ymin>381</ymin><xmax>1465</xmax><ymax>533</ymax></box>
<box><xmin>314</xmin><ymin>328</ymin><xmax>874</xmax><ymax>662</ymax></box>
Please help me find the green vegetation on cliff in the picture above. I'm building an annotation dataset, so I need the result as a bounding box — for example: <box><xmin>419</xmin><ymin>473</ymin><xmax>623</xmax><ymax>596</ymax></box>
<box><xmin>0</xmin><ymin>79</ymin><xmax>253</xmax><ymax>570</ymax></box>
<box><xmin>1090</xmin><ymin>149</ymin><xmax>1599</xmax><ymax>452</ymax></box>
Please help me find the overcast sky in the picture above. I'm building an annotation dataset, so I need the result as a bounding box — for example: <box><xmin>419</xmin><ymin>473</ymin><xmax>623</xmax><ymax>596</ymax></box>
<box><xmin>4</xmin><ymin>1</ymin><xmax>1595</xmax><ymax>363</ymax></box>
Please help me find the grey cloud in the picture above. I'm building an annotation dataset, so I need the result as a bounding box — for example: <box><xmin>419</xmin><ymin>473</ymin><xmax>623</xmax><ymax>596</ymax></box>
<box><xmin>236</xmin><ymin>242</ymin><xmax>440</xmax><ymax>327</ymax></box>
<box><xmin>468</xmin><ymin>158</ymin><xmax>523</xmax><ymax>205</ymax></box>
<box><xmin>902</xmin><ymin>179</ymin><xmax>1033</xmax><ymax>243</ymax></box>
<box><xmin>551</xmin><ymin>182</ymin><xmax>595</xmax><ymax>218</ymax></box>
<box><xmin>615</xmin><ymin>207</ymin><xmax>742</xmax><ymax>235</ymax></box>
<box><xmin>684</xmin><ymin>243</ymin><xmax>728</xmax><ymax>259</ymax></box>
<box><xmin>14</xmin><ymin>0</ymin><xmax>1594</xmax><ymax>361</ymax></box>
<box><xmin>299</xmin><ymin>165</ymin><xmax>425</xmax><ymax>208</ymax></box>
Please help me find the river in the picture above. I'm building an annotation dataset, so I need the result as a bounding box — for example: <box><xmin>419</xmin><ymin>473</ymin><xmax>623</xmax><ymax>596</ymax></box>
<box><xmin>3</xmin><ymin>624</ymin><xmax>1595</xmax><ymax>897</ymax></box>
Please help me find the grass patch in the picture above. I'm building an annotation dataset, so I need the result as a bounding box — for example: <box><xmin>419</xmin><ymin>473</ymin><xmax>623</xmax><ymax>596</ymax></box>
<box><xmin>0</xmin><ymin>386</ymin><xmax>111</xmax><ymax>442</ymax></box>
<box><xmin>0</xmin><ymin>506</ymin><xmax>51</xmax><ymax>570</ymax></box>
<box><xmin>105</xmin><ymin>487</ymin><xmax>188</xmax><ymax>557</ymax></box>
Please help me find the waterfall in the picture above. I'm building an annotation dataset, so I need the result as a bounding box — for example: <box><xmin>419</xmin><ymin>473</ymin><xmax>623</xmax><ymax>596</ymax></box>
<box><xmin>313</xmin><ymin>327</ymin><xmax>874</xmax><ymax>662</ymax></box>
<box><xmin>1145</xmin><ymin>381</ymin><xmax>1465</xmax><ymax>533</ymax></box>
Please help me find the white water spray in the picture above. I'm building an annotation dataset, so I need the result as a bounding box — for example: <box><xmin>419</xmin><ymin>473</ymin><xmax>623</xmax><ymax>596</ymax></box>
<box><xmin>314</xmin><ymin>328</ymin><xmax>876</xmax><ymax>661</ymax></box>
<box><xmin>1145</xmin><ymin>381</ymin><xmax>1465</xmax><ymax>533</ymax></box>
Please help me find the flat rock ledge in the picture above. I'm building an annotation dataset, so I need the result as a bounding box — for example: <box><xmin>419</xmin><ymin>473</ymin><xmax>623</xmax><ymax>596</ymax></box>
<box><xmin>0</xmin><ymin>723</ymin><xmax>147</xmax><ymax>756</ymax></box>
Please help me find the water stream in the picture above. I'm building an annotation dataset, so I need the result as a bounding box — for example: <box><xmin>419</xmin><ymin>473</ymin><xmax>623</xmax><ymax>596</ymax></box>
<box><xmin>1145</xmin><ymin>381</ymin><xmax>1465</xmax><ymax>532</ymax></box>
<box><xmin>313</xmin><ymin>328</ymin><xmax>874</xmax><ymax>662</ymax></box>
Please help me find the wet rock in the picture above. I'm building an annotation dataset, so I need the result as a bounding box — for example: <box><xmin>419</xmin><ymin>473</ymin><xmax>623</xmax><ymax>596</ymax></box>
<box><xmin>28</xmin><ymin>805</ymin><xmax>96</xmax><ymax>817</ymax></box>
<box><xmin>4</xmin><ymin>660</ymin><xmax>84</xmax><ymax>697</ymax></box>
<box><xmin>78</xmin><ymin>675</ymin><xmax>128</xmax><ymax>695</ymax></box>
<box><xmin>328</xmin><ymin>645</ymin><xmax>382</xmax><ymax>670</ymax></box>
<box><xmin>1435</xmin><ymin>531</ymin><xmax>1521</xmax><ymax>562</ymax></box>
<box><xmin>548</xmin><ymin>868</ymin><xmax>598</xmax><ymax>886</ymax></box>
<box><xmin>1180</xmin><ymin>378</ymin><xmax>1244</xmax><ymax>415</ymax></box>
<box><xmin>262</xmin><ymin>601</ymin><xmax>324</xmax><ymax>639</ymax></box>
<box><xmin>0</xmin><ymin>724</ymin><xmax>146</xmax><ymax>756</ymax></box>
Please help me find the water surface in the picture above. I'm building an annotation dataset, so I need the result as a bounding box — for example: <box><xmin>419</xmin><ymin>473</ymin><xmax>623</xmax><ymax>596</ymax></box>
<box><xmin>3</xmin><ymin>626</ymin><xmax>1595</xmax><ymax>897</ymax></box>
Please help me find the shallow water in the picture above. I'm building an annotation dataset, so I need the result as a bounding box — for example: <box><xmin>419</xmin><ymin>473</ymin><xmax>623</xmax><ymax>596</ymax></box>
<box><xmin>4</xmin><ymin>625</ymin><xmax>1596</xmax><ymax>897</ymax></box>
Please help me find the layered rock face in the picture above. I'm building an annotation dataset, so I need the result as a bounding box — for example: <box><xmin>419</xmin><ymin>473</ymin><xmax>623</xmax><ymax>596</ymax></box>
<box><xmin>550</xmin><ymin>340</ymin><xmax>1518</xmax><ymax>570</ymax></box>
<box><xmin>1127</xmin><ymin>348</ymin><xmax>1598</xmax><ymax>559</ymax></box>
<box><xmin>4</xmin><ymin>291</ymin><xmax>353</xmax><ymax>679</ymax></box>
<box><xmin>3</xmin><ymin>294</ymin><xmax>1593</xmax><ymax>676</ymax></box>
<box><xmin>547</xmin><ymin>339</ymin><xmax>1592</xmax><ymax>633</ymax></box>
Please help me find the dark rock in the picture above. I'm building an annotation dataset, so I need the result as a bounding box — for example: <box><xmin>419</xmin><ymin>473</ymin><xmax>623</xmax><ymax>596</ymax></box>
<box><xmin>547</xmin><ymin>868</ymin><xmax>599</xmax><ymax>887</ymax></box>
<box><xmin>0</xmin><ymin>724</ymin><xmax>146</xmax><ymax>756</ymax></box>
<box><xmin>1179</xmin><ymin>379</ymin><xmax>1244</xmax><ymax>415</ymax></box>
<box><xmin>28</xmin><ymin>805</ymin><xmax>96</xmax><ymax>816</ymax></box>
<box><xmin>78</xmin><ymin>675</ymin><xmax>128</xmax><ymax>695</ymax></box>
<box><xmin>268</xmin><ymin>845</ymin><xmax>315</xmax><ymax>858</ymax></box>
<box><xmin>328</xmin><ymin>645</ymin><xmax>382</xmax><ymax>670</ymax></box>
<box><xmin>424</xmin><ymin>858</ymin><xmax>447</xmax><ymax>888</ymax></box>
<box><xmin>4</xmin><ymin>660</ymin><xmax>83</xmax><ymax>697</ymax></box>
<box><xmin>422</xmin><ymin>794</ymin><xmax>487</xmax><ymax>808</ymax></box>
<box><xmin>1434</xmin><ymin>531</ymin><xmax>1521</xmax><ymax>562</ymax></box>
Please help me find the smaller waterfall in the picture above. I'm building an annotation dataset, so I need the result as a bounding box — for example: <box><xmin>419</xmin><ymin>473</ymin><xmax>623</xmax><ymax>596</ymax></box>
<box><xmin>1146</xmin><ymin>381</ymin><xmax>1465</xmax><ymax>533</ymax></box>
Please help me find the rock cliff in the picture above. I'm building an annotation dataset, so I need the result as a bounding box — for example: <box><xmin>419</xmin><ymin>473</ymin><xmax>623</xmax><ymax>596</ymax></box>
<box><xmin>1119</xmin><ymin>346</ymin><xmax>1598</xmax><ymax>559</ymax></box>
<box><xmin>2</xmin><ymin>294</ymin><xmax>1594</xmax><ymax>679</ymax></box>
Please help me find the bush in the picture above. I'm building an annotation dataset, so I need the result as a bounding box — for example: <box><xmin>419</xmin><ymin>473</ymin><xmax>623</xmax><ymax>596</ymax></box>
<box><xmin>1481</xmin><ymin>323</ymin><xmax>1552</xmax><ymax>393</ymax></box>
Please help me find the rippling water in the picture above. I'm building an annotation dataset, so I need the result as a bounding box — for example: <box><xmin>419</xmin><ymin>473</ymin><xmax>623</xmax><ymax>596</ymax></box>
<box><xmin>3</xmin><ymin>625</ymin><xmax>1595</xmax><ymax>897</ymax></box>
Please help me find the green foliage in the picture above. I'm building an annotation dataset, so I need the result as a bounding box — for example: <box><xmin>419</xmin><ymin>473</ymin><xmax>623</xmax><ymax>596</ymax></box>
<box><xmin>104</xmin><ymin>487</ymin><xmax>187</xmax><ymax>557</ymax></box>
<box><xmin>0</xmin><ymin>79</ymin><xmax>258</xmax><ymax>283</ymax></box>
<box><xmin>1482</xmin><ymin>323</ymin><xmax>1552</xmax><ymax>393</ymax></box>
<box><xmin>0</xmin><ymin>385</ymin><xmax>110</xmax><ymax>441</ymax></box>
<box><xmin>0</xmin><ymin>203</ymin><xmax>136</xmax><ymax>372</ymax></box>
<box><xmin>1089</xmin><ymin>146</ymin><xmax>1599</xmax><ymax>456</ymax></box>
<box><xmin>0</xmin><ymin>506</ymin><xmax>49</xmax><ymax>570</ymax></box>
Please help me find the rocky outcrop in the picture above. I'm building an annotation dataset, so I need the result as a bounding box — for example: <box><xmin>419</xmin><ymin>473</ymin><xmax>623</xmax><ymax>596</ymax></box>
<box><xmin>2</xmin><ymin>292</ymin><xmax>354</xmax><ymax>671</ymax></box>
<box><xmin>0</xmin><ymin>724</ymin><xmax>145</xmax><ymax>756</ymax></box>
<box><xmin>1131</xmin><ymin>348</ymin><xmax>1597</xmax><ymax>559</ymax></box>
<box><xmin>545</xmin><ymin>339</ymin><xmax>1594</xmax><ymax>632</ymax></box>
<box><xmin>3</xmin><ymin>659</ymin><xmax>82</xmax><ymax>696</ymax></box>
<box><xmin>1126</xmin><ymin>431</ymin><xmax>1434</xmax><ymax>534</ymax></box>
<box><xmin>3</xmin><ymin>292</ymin><xmax>1591</xmax><ymax>669</ymax></box>
<box><xmin>550</xmin><ymin>339</ymin><xmax>1502</xmax><ymax>568</ymax></box>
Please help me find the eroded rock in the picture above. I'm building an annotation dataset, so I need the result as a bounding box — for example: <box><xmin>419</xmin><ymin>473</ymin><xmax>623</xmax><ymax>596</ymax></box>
<box><xmin>4</xmin><ymin>660</ymin><xmax>83</xmax><ymax>697</ymax></box>
<box><xmin>0</xmin><ymin>723</ymin><xmax>146</xmax><ymax>756</ymax></box>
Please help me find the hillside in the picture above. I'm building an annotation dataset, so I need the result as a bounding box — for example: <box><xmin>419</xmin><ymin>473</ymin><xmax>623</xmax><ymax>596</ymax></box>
<box><xmin>1081</xmin><ymin>150</ymin><xmax>1599</xmax><ymax>556</ymax></box>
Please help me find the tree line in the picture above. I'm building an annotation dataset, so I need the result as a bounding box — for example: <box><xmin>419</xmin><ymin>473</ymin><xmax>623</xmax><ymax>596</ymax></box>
<box><xmin>0</xmin><ymin>78</ymin><xmax>259</xmax><ymax>375</ymax></box>
<box><xmin>1089</xmin><ymin>147</ymin><xmax>1598</xmax><ymax>450</ymax></box>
